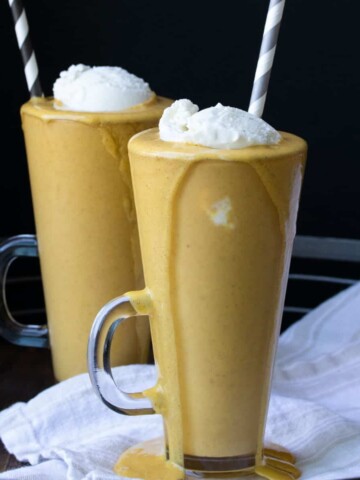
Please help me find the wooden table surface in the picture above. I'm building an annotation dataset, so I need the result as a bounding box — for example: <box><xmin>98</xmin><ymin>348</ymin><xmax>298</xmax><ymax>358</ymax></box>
<box><xmin>0</xmin><ymin>337</ymin><xmax>55</xmax><ymax>473</ymax></box>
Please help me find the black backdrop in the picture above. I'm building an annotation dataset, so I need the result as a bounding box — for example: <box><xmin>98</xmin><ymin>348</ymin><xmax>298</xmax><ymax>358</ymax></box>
<box><xmin>0</xmin><ymin>0</ymin><xmax>359</xmax><ymax>239</ymax></box>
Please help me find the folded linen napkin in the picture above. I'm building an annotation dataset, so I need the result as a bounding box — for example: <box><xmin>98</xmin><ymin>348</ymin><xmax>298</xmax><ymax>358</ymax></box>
<box><xmin>1</xmin><ymin>282</ymin><xmax>360</xmax><ymax>480</ymax></box>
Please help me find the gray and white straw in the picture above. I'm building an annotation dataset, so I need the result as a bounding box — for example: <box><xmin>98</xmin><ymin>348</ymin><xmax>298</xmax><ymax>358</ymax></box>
<box><xmin>8</xmin><ymin>0</ymin><xmax>42</xmax><ymax>97</ymax></box>
<box><xmin>249</xmin><ymin>0</ymin><xmax>285</xmax><ymax>118</ymax></box>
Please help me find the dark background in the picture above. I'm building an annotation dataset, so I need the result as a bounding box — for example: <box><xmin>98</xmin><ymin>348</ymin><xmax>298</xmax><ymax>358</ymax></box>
<box><xmin>0</xmin><ymin>0</ymin><xmax>359</xmax><ymax>239</ymax></box>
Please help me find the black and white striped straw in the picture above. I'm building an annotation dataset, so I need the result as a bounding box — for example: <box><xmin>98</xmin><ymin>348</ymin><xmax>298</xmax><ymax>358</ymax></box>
<box><xmin>248</xmin><ymin>0</ymin><xmax>286</xmax><ymax>118</ymax></box>
<box><xmin>8</xmin><ymin>0</ymin><xmax>43</xmax><ymax>97</ymax></box>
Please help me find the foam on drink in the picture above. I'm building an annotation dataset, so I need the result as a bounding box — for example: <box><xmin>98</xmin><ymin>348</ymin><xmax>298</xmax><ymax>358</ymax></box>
<box><xmin>159</xmin><ymin>99</ymin><xmax>281</xmax><ymax>149</ymax></box>
<box><xmin>53</xmin><ymin>64</ymin><xmax>153</xmax><ymax>112</ymax></box>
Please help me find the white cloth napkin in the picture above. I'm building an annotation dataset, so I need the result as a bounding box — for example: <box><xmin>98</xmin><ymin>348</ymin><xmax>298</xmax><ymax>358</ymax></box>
<box><xmin>1</xmin><ymin>283</ymin><xmax>360</xmax><ymax>480</ymax></box>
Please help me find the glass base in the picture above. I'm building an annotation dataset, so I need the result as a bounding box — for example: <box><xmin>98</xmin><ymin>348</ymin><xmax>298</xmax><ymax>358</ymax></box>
<box><xmin>183</xmin><ymin>453</ymin><xmax>255</xmax><ymax>472</ymax></box>
<box><xmin>185</xmin><ymin>448</ymin><xmax>300</xmax><ymax>479</ymax></box>
<box><xmin>114</xmin><ymin>438</ymin><xmax>301</xmax><ymax>480</ymax></box>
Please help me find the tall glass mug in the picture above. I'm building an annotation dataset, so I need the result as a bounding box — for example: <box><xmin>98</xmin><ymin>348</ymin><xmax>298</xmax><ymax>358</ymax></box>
<box><xmin>88</xmin><ymin>129</ymin><xmax>307</xmax><ymax>478</ymax></box>
<box><xmin>0</xmin><ymin>96</ymin><xmax>171</xmax><ymax>381</ymax></box>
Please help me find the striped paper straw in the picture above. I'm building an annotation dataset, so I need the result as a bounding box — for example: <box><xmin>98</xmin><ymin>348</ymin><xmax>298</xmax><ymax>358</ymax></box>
<box><xmin>8</xmin><ymin>0</ymin><xmax>43</xmax><ymax>97</ymax></box>
<box><xmin>248</xmin><ymin>0</ymin><xmax>286</xmax><ymax>118</ymax></box>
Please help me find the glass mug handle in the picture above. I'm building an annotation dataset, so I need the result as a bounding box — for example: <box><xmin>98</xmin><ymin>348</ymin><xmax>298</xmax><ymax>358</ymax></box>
<box><xmin>88</xmin><ymin>290</ymin><xmax>154</xmax><ymax>415</ymax></box>
<box><xmin>0</xmin><ymin>234</ymin><xmax>49</xmax><ymax>348</ymax></box>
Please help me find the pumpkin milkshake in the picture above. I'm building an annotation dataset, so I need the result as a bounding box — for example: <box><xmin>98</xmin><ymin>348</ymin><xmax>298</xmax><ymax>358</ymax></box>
<box><xmin>88</xmin><ymin>100</ymin><xmax>306</xmax><ymax>479</ymax></box>
<box><xmin>21</xmin><ymin>65</ymin><xmax>172</xmax><ymax>380</ymax></box>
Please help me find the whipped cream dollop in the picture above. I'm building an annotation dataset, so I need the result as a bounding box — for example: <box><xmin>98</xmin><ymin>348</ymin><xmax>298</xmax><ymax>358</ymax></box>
<box><xmin>53</xmin><ymin>64</ymin><xmax>153</xmax><ymax>112</ymax></box>
<box><xmin>159</xmin><ymin>99</ymin><xmax>281</xmax><ymax>149</ymax></box>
